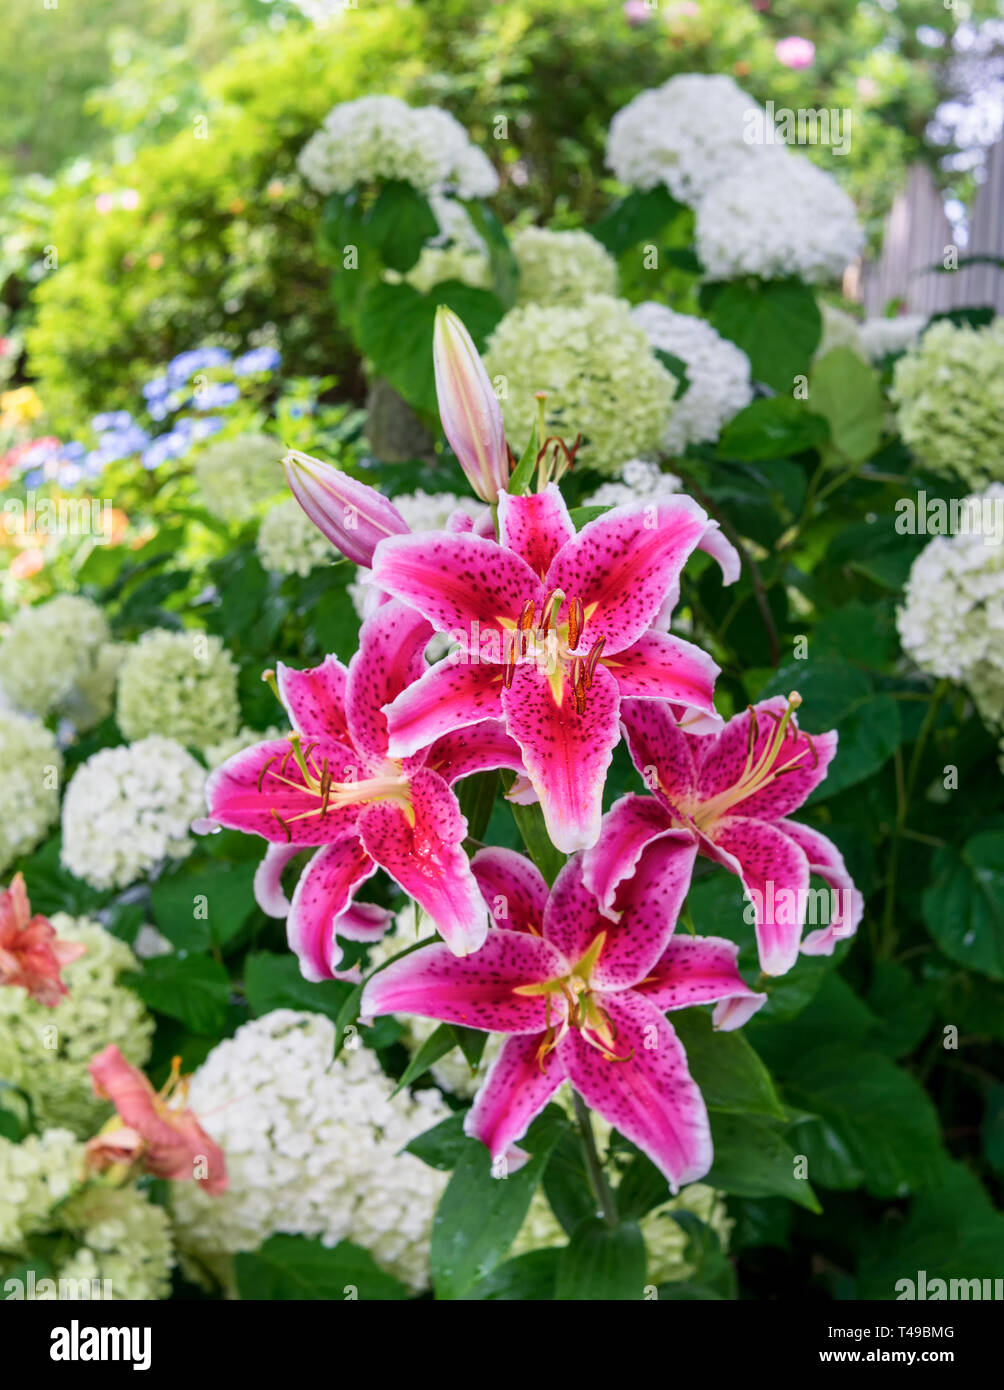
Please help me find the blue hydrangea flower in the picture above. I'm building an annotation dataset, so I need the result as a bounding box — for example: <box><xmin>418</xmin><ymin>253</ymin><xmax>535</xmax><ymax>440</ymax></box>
<box><xmin>166</xmin><ymin>347</ymin><xmax>233</xmax><ymax>389</ymax></box>
<box><xmin>91</xmin><ymin>410</ymin><xmax>133</xmax><ymax>433</ymax></box>
<box><xmin>192</xmin><ymin>382</ymin><xmax>240</xmax><ymax>410</ymax></box>
<box><xmin>141</xmin><ymin>431</ymin><xmax>189</xmax><ymax>470</ymax></box>
<box><xmin>142</xmin><ymin>376</ymin><xmax>170</xmax><ymax>401</ymax></box>
<box><xmin>233</xmin><ymin>346</ymin><xmax>281</xmax><ymax>376</ymax></box>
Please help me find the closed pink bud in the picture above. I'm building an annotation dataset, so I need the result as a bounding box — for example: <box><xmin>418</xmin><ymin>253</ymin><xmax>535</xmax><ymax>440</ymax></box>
<box><xmin>283</xmin><ymin>448</ymin><xmax>410</xmax><ymax>567</ymax></box>
<box><xmin>433</xmin><ymin>306</ymin><xmax>509</xmax><ymax>504</ymax></box>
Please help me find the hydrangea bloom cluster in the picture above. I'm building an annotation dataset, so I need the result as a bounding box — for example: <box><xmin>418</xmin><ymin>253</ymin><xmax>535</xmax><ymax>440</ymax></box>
<box><xmin>256</xmin><ymin>497</ymin><xmax>336</xmax><ymax>576</ymax></box>
<box><xmin>0</xmin><ymin>594</ymin><xmax>119</xmax><ymax>730</ymax></box>
<box><xmin>695</xmin><ymin>154</ymin><xmax>864</xmax><ymax>284</ymax></box>
<box><xmin>0</xmin><ymin>914</ymin><xmax>153</xmax><ymax>1134</ymax></box>
<box><xmin>0</xmin><ymin>1131</ymin><xmax>173</xmax><ymax>1301</ymax></box>
<box><xmin>511</xmin><ymin>227</ymin><xmax>619</xmax><ymax>306</ymax></box>
<box><xmin>483</xmin><ymin>294</ymin><xmax>676</xmax><ymax>473</ymax></box>
<box><xmin>298</xmin><ymin>96</ymin><xmax>498</xmax><ymax>200</ymax></box>
<box><xmin>630</xmin><ymin>302</ymin><xmax>753</xmax><ymax>454</ymax></box>
<box><xmin>193</xmin><ymin>432</ymin><xmax>285</xmax><ymax>523</ymax></box>
<box><xmin>605</xmin><ymin>74</ymin><xmax>770</xmax><ymax>205</ymax></box>
<box><xmin>897</xmin><ymin>485</ymin><xmax>1004</xmax><ymax>726</ymax></box>
<box><xmin>891</xmin><ymin>319</ymin><xmax>1004</xmax><ymax>488</ymax></box>
<box><xmin>61</xmin><ymin>736</ymin><xmax>207</xmax><ymax>889</ymax></box>
<box><xmin>815</xmin><ymin>303</ymin><xmax>865</xmax><ymax>361</ymax></box>
<box><xmin>585</xmin><ymin>457</ymin><xmax>681</xmax><ymax>509</ymax></box>
<box><xmin>169</xmin><ymin>1010</ymin><xmax>451</xmax><ymax>1292</ymax></box>
<box><xmin>859</xmin><ymin>314</ymin><xmax>926</xmax><ymax>362</ymax></box>
<box><xmin>116</xmin><ymin>629</ymin><xmax>240</xmax><ymax>750</ymax></box>
<box><xmin>0</xmin><ymin>711</ymin><xmax>62</xmax><ymax>873</ymax></box>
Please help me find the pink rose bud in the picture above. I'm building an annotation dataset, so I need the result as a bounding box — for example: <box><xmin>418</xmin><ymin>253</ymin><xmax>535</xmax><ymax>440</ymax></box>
<box><xmin>433</xmin><ymin>306</ymin><xmax>509</xmax><ymax>504</ymax></box>
<box><xmin>283</xmin><ymin>448</ymin><xmax>409</xmax><ymax>567</ymax></box>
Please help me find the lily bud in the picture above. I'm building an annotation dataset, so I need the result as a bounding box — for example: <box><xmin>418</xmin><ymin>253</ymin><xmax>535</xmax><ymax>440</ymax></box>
<box><xmin>433</xmin><ymin>306</ymin><xmax>509</xmax><ymax>503</ymax></box>
<box><xmin>283</xmin><ymin>448</ymin><xmax>409</xmax><ymax>567</ymax></box>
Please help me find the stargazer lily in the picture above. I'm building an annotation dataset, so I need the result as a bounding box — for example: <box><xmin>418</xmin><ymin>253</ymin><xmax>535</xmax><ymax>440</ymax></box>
<box><xmin>203</xmin><ymin>599</ymin><xmax>525</xmax><ymax>972</ymax></box>
<box><xmin>584</xmin><ymin>695</ymin><xmax>863</xmax><ymax>977</ymax></box>
<box><xmin>361</xmin><ymin>836</ymin><xmax>764</xmax><ymax>1190</ymax></box>
<box><xmin>0</xmin><ymin>873</ymin><xmax>85</xmax><ymax>1006</ymax></box>
<box><xmin>371</xmin><ymin>484</ymin><xmax>739</xmax><ymax>852</ymax></box>
<box><xmin>433</xmin><ymin>305</ymin><xmax>510</xmax><ymax>504</ymax></box>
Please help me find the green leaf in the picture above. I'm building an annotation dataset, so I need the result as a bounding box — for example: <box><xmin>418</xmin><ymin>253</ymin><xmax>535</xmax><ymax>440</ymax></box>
<box><xmin>554</xmin><ymin>1218</ymin><xmax>646</xmax><ymax>1300</ymax></box>
<box><xmin>449</xmin><ymin>1024</ymin><xmax>487</xmax><ymax>1072</ymax></box>
<box><xmin>567</xmin><ymin>504</ymin><xmax>611</xmax><ymax>530</ymax></box>
<box><xmin>705</xmin><ymin>1113</ymin><xmax>821</xmax><ymax>1211</ymax></box>
<box><xmin>503</xmin><ymin>779</ymin><xmax>565</xmax><ymax>885</ymax></box>
<box><xmin>670</xmin><ymin>1009</ymin><xmax>786</xmax><ymax>1120</ymax></box>
<box><xmin>150</xmin><ymin>860</ymin><xmax>257</xmax><ymax>954</ymax></box>
<box><xmin>364</xmin><ymin>180</ymin><xmax>438</xmax><ymax>273</ymax></box>
<box><xmin>357</xmin><ymin>281</ymin><xmax>504</xmax><ymax>415</ymax></box>
<box><xmin>234</xmin><ymin>1234</ymin><xmax>408</xmax><ymax>1301</ymax></box>
<box><xmin>810</xmin><ymin>347</ymin><xmax>883</xmax><ymax>462</ymax></box>
<box><xmin>465</xmin><ymin>1248</ymin><xmax>560</xmax><ymax>1300</ymax></box>
<box><xmin>430</xmin><ymin>1106</ymin><xmax>566</xmax><ymax>1299</ymax></box>
<box><xmin>615</xmin><ymin>1151</ymin><xmax>674</xmax><ymax>1220</ymax></box>
<box><xmin>507</xmin><ymin>425</ymin><xmax>538</xmax><ymax>496</ymax></box>
<box><xmin>705</xmin><ymin>278</ymin><xmax>822</xmax><ymax>392</ymax></box>
<box><xmin>390</xmin><ymin>1023</ymin><xmax>457</xmax><ymax>1096</ymax></box>
<box><xmin>124</xmin><ymin>953</ymin><xmax>230</xmax><ymax>1034</ymax></box>
<box><xmin>462</xmin><ymin>200</ymin><xmax>520</xmax><ymax>309</ymax></box>
<box><xmin>716</xmin><ymin>397</ymin><xmax>829</xmax><ymax>461</ymax></box>
<box><xmin>458</xmin><ymin>769</ymin><xmax>499</xmax><ymax>844</ymax></box>
<box><xmin>591</xmin><ymin>187</ymin><xmax>684</xmax><ymax>255</ymax></box>
<box><xmin>404</xmin><ymin>1112</ymin><xmax>469</xmax><ymax>1171</ymax></box>
<box><xmin>244</xmin><ymin>951</ymin><xmax>354</xmax><ymax>1025</ymax></box>
<box><xmin>542</xmin><ymin>1128</ymin><xmax>597</xmax><ymax>1234</ymax></box>
<box><xmin>922</xmin><ymin>831</ymin><xmax>1004</xmax><ymax>980</ymax></box>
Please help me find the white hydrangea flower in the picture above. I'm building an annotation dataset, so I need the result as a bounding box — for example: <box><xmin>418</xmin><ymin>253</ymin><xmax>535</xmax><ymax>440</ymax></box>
<box><xmin>297</xmin><ymin>95</ymin><xmax>498</xmax><ymax>200</ymax></box>
<box><xmin>891</xmin><ymin>318</ymin><xmax>1004</xmax><ymax>489</ymax></box>
<box><xmin>897</xmin><ymin>484</ymin><xmax>1004</xmax><ymax>726</ymax></box>
<box><xmin>116</xmin><ymin>629</ymin><xmax>240</xmax><ymax>750</ymax></box>
<box><xmin>696</xmin><ymin>152</ymin><xmax>864</xmax><ymax>284</ymax></box>
<box><xmin>511</xmin><ymin>227</ymin><xmax>618</xmax><ymax>307</ymax></box>
<box><xmin>61</xmin><ymin>736</ymin><xmax>207</xmax><ymax>890</ymax></box>
<box><xmin>511</xmin><ymin>1182</ymin><xmax>732</xmax><ymax>1285</ymax></box>
<box><xmin>169</xmin><ymin>1010</ymin><xmax>451</xmax><ymax>1292</ymax></box>
<box><xmin>0</xmin><ymin>1131</ymin><xmax>174</xmax><ymax>1301</ymax></box>
<box><xmin>630</xmin><ymin>302</ymin><xmax>753</xmax><ymax>453</ymax></box>
<box><xmin>815</xmin><ymin>303</ymin><xmax>865</xmax><ymax>361</ymax></box>
<box><xmin>606</xmin><ymin>74</ymin><xmax>773</xmax><ymax>206</ymax></box>
<box><xmin>0</xmin><ymin>595</ymin><xmax>119</xmax><ymax>730</ymax></box>
<box><xmin>256</xmin><ymin>497</ymin><xmax>337</xmax><ymax>577</ymax></box>
<box><xmin>193</xmin><ymin>432</ymin><xmax>285</xmax><ymax>524</ymax></box>
<box><xmin>585</xmin><ymin>458</ymin><xmax>682</xmax><ymax>509</ymax></box>
<box><xmin>484</xmin><ymin>295</ymin><xmax>676</xmax><ymax>475</ymax></box>
<box><xmin>0</xmin><ymin>915</ymin><xmax>153</xmax><ymax>1135</ymax></box>
<box><xmin>859</xmin><ymin>314</ymin><xmax>926</xmax><ymax>362</ymax></box>
<box><xmin>0</xmin><ymin>711</ymin><xmax>62</xmax><ymax>873</ymax></box>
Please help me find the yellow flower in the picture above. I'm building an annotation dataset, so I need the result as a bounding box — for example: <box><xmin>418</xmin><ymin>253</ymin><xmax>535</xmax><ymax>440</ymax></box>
<box><xmin>0</xmin><ymin>387</ymin><xmax>43</xmax><ymax>427</ymax></box>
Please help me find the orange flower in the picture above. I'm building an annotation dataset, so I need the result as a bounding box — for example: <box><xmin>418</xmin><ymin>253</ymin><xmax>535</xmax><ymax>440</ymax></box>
<box><xmin>0</xmin><ymin>873</ymin><xmax>86</xmax><ymax>1006</ymax></box>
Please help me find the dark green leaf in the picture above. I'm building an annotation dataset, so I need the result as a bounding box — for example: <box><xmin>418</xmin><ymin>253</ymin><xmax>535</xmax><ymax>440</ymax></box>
<box><xmin>554</xmin><ymin>1217</ymin><xmax>646</xmax><ymax>1300</ymax></box>
<box><xmin>705</xmin><ymin>278</ymin><xmax>821</xmax><ymax>392</ymax></box>
<box><xmin>234</xmin><ymin>1234</ymin><xmax>408</xmax><ymax>1300</ymax></box>
<box><xmin>124</xmin><ymin>954</ymin><xmax>230</xmax><ymax>1034</ymax></box>
<box><xmin>717</xmin><ymin>397</ymin><xmax>829</xmax><ymax>461</ymax></box>
<box><xmin>922</xmin><ymin>831</ymin><xmax>1004</xmax><ymax>980</ymax></box>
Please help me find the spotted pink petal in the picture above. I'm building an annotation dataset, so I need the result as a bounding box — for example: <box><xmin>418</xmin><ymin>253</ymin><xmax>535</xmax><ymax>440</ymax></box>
<box><xmin>620</xmin><ymin>698</ymin><xmax>699</xmax><ymax>813</ymax></box>
<box><xmin>424</xmin><ymin>719</ymin><xmax>524</xmax><ymax>786</ymax></box>
<box><xmin>497</xmin><ymin>485</ymin><xmax>576</xmax><ymax>580</ymax></box>
<box><xmin>277</xmin><ymin>655</ymin><xmax>350</xmax><ymax>745</ymax></box>
<box><xmin>253</xmin><ymin>843</ymin><xmax>300</xmax><ymax>917</ymax></box>
<box><xmin>471</xmin><ymin>847</ymin><xmax>550</xmax><ymax>934</ymax></box>
<box><xmin>357</xmin><ymin>767</ymin><xmax>488</xmax><ymax>955</ymax></box>
<box><xmin>465</xmin><ymin>1033</ymin><xmax>565</xmax><ymax>1166</ymax></box>
<box><xmin>205</xmin><ymin>738</ymin><xmax>363</xmax><ymax>845</ymax></box>
<box><xmin>604</xmin><ymin>631</ymin><xmax>719</xmax><ymax>715</ymax></box>
<box><xmin>335</xmin><ymin>901</ymin><xmax>394</xmax><ymax>939</ymax></box>
<box><xmin>360</xmin><ymin>930</ymin><xmax>568</xmax><ymax>1033</ymax></box>
<box><xmin>286</xmin><ymin>839</ymin><xmax>377</xmax><ymax>981</ymax></box>
<box><xmin>635</xmin><ymin>935</ymin><xmax>767</xmax><ymax>1029</ymax></box>
<box><xmin>558</xmin><ymin>991</ymin><xmax>712</xmax><ymax>1193</ymax></box>
<box><xmin>580</xmin><ymin>792</ymin><xmax>675</xmax><ymax>917</ymax></box>
<box><xmin>705</xmin><ymin>815</ymin><xmax>811</xmax><ymax>976</ymax></box>
<box><xmin>593</xmin><ymin>833</ymin><xmax>698</xmax><ymax>990</ymax></box>
<box><xmin>371</xmin><ymin>530</ymin><xmax>543</xmax><ymax>643</ymax></box>
<box><xmin>779</xmin><ymin>820</ymin><xmax>864</xmax><ymax>956</ymax></box>
<box><xmin>543</xmin><ymin>497</ymin><xmax>709</xmax><ymax>654</ymax></box>
<box><xmin>345</xmin><ymin>600</ymin><xmax>434</xmax><ymax>765</ymax></box>
<box><xmin>501</xmin><ymin>662</ymin><xmax>620</xmax><ymax>854</ymax></box>
<box><xmin>384</xmin><ymin>660</ymin><xmax>503</xmax><ymax>760</ymax></box>
<box><xmin>695</xmin><ymin>697</ymin><xmax>838</xmax><ymax>820</ymax></box>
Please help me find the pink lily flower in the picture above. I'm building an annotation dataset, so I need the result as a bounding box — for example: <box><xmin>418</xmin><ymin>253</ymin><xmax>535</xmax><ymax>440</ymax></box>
<box><xmin>433</xmin><ymin>306</ymin><xmax>510</xmax><ymax>504</ymax></box>
<box><xmin>86</xmin><ymin>1045</ymin><xmax>227</xmax><ymax>1194</ymax></box>
<box><xmin>585</xmin><ymin>695</ymin><xmax>863</xmax><ymax>977</ymax></box>
<box><xmin>362</xmin><ymin>836</ymin><xmax>764</xmax><ymax>1190</ymax></box>
<box><xmin>204</xmin><ymin>598</ymin><xmax>525</xmax><ymax>970</ymax></box>
<box><xmin>0</xmin><ymin>873</ymin><xmax>86</xmax><ymax>1007</ymax></box>
<box><xmin>371</xmin><ymin>484</ymin><xmax>738</xmax><ymax>853</ymax></box>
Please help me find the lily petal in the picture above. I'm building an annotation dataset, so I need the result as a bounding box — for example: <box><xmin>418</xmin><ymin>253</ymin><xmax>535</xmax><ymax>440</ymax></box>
<box><xmin>253</xmin><ymin>843</ymin><xmax>300</xmax><ymax>918</ymax></box>
<box><xmin>465</xmin><ymin>1033</ymin><xmax>565</xmax><ymax>1167</ymax></box>
<box><xmin>424</xmin><ymin>720</ymin><xmax>524</xmax><ymax>786</ymax></box>
<box><xmin>544</xmin><ymin>497</ymin><xmax>709</xmax><ymax>654</ymax></box>
<box><xmin>360</xmin><ymin>930</ymin><xmax>568</xmax><ymax>1033</ymax></box>
<box><xmin>286</xmin><ymin>839</ymin><xmax>377</xmax><ymax>981</ymax></box>
<box><xmin>472</xmin><ymin>846</ymin><xmax>550</xmax><ymax>934</ymax></box>
<box><xmin>620</xmin><ymin>698</ymin><xmax>699</xmax><ymax>813</ymax></box>
<box><xmin>705</xmin><ymin>815</ymin><xmax>811</xmax><ymax>977</ymax></box>
<box><xmin>604</xmin><ymin>631</ymin><xmax>719</xmax><ymax>714</ymax></box>
<box><xmin>205</xmin><ymin>738</ymin><xmax>363</xmax><ymax>844</ymax></box>
<box><xmin>559</xmin><ymin>991</ymin><xmax>712</xmax><ymax>1193</ymax></box>
<box><xmin>779</xmin><ymin>820</ymin><xmax>864</xmax><ymax>956</ymax></box>
<box><xmin>277</xmin><ymin>654</ymin><xmax>350</xmax><ymax>745</ymax></box>
<box><xmin>501</xmin><ymin>663</ymin><xmax>620</xmax><ymax>854</ymax></box>
<box><xmin>497</xmin><ymin>485</ymin><xmax>576</xmax><ymax>580</ymax></box>
<box><xmin>695</xmin><ymin>697</ymin><xmax>838</xmax><ymax>819</ymax></box>
<box><xmin>346</xmin><ymin>600</ymin><xmax>434</xmax><ymax>764</ymax></box>
<box><xmin>357</xmin><ymin>767</ymin><xmax>488</xmax><ymax>955</ymax></box>
<box><xmin>580</xmin><ymin>792</ymin><xmax>675</xmax><ymax>917</ymax></box>
<box><xmin>636</xmin><ymin>934</ymin><xmax>767</xmax><ymax>1029</ymax></box>
<box><xmin>384</xmin><ymin>660</ymin><xmax>503</xmax><ymax>760</ymax></box>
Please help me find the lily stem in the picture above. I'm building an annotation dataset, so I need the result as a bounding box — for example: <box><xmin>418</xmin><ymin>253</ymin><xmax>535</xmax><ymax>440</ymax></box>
<box><xmin>572</xmin><ymin>1091</ymin><xmax>618</xmax><ymax>1229</ymax></box>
